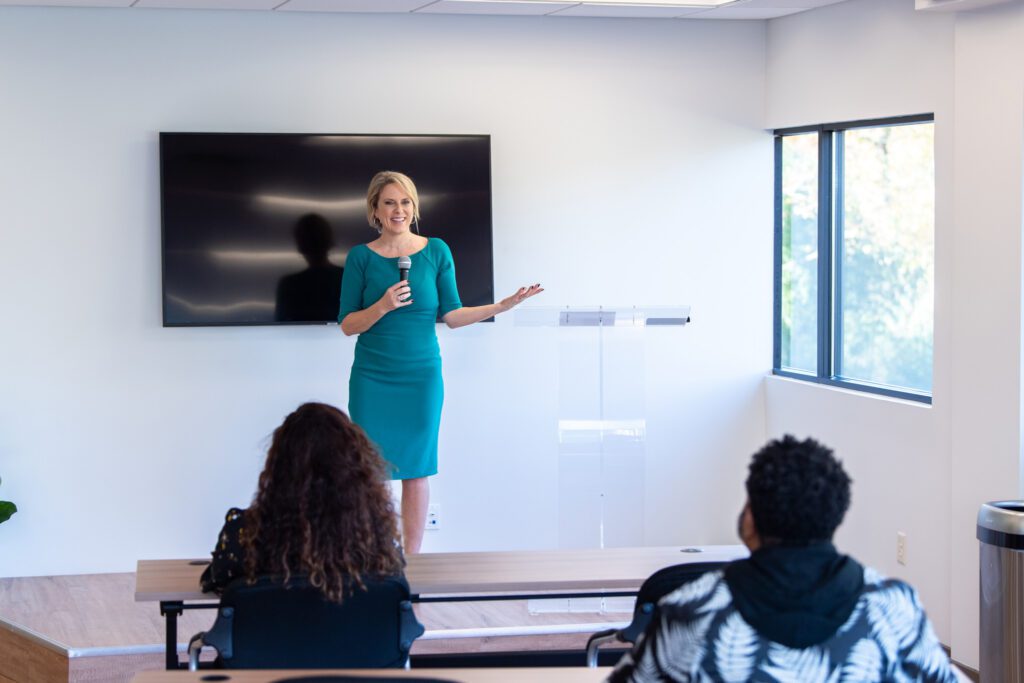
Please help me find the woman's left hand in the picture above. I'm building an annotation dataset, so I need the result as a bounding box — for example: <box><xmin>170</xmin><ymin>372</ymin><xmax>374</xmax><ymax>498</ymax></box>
<box><xmin>499</xmin><ymin>284</ymin><xmax>544</xmax><ymax>312</ymax></box>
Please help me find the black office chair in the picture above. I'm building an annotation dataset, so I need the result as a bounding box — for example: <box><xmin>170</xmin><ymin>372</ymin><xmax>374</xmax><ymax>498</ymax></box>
<box><xmin>187</xmin><ymin>574</ymin><xmax>425</xmax><ymax>670</ymax></box>
<box><xmin>585</xmin><ymin>561</ymin><xmax>726</xmax><ymax>667</ymax></box>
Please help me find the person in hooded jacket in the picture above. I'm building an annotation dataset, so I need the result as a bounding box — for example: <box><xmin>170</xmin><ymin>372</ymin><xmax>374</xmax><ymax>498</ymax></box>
<box><xmin>607</xmin><ymin>435</ymin><xmax>958</xmax><ymax>683</ymax></box>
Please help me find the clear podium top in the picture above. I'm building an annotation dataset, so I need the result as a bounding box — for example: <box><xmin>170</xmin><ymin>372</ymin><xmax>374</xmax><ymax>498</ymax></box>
<box><xmin>513</xmin><ymin>305</ymin><xmax>691</xmax><ymax>327</ymax></box>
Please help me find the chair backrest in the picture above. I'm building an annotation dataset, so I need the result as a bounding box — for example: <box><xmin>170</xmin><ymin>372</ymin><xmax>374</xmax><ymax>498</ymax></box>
<box><xmin>620</xmin><ymin>561</ymin><xmax>726</xmax><ymax>643</ymax></box>
<box><xmin>208</xmin><ymin>574</ymin><xmax>424</xmax><ymax>669</ymax></box>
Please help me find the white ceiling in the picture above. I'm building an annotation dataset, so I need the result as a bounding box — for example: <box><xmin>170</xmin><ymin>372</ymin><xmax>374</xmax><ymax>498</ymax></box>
<box><xmin>0</xmin><ymin>0</ymin><xmax>851</xmax><ymax>20</ymax></box>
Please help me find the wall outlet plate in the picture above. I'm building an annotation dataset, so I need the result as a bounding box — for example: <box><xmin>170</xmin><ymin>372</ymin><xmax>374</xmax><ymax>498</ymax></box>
<box><xmin>426</xmin><ymin>503</ymin><xmax>440</xmax><ymax>530</ymax></box>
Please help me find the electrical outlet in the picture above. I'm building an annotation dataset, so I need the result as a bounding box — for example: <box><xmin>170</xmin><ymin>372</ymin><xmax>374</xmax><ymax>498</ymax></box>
<box><xmin>897</xmin><ymin>531</ymin><xmax>907</xmax><ymax>565</ymax></box>
<box><xmin>426</xmin><ymin>504</ymin><xmax>440</xmax><ymax>530</ymax></box>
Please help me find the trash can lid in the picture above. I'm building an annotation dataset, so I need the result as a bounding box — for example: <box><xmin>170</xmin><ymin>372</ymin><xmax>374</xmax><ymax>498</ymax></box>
<box><xmin>978</xmin><ymin>501</ymin><xmax>1024</xmax><ymax>545</ymax></box>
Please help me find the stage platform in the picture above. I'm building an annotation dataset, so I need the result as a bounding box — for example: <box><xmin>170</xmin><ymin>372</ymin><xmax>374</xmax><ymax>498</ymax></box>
<box><xmin>0</xmin><ymin>572</ymin><xmax>630</xmax><ymax>683</ymax></box>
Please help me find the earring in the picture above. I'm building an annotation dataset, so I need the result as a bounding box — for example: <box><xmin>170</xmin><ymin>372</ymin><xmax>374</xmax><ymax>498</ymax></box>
<box><xmin>413</xmin><ymin>216</ymin><xmax>420</xmax><ymax>234</ymax></box>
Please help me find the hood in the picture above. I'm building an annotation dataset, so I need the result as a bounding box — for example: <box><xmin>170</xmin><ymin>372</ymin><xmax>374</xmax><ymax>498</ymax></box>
<box><xmin>723</xmin><ymin>542</ymin><xmax>864</xmax><ymax>648</ymax></box>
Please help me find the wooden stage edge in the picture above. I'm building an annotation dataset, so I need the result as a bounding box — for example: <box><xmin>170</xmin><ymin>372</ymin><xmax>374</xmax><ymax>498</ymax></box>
<box><xmin>0</xmin><ymin>618</ymin><xmax>69</xmax><ymax>683</ymax></box>
<box><xmin>0</xmin><ymin>614</ymin><xmax>185</xmax><ymax>683</ymax></box>
<box><xmin>0</xmin><ymin>572</ymin><xmax>629</xmax><ymax>683</ymax></box>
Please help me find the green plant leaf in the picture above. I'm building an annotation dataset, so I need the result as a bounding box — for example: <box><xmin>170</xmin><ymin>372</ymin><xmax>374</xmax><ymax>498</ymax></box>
<box><xmin>0</xmin><ymin>501</ymin><xmax>17</xmax><ymax>524</ymax></box>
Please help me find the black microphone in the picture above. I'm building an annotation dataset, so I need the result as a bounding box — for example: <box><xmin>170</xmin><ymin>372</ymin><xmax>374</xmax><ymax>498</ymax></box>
<box><xmin>398</xmin><ymin>255</ymin><xmax>412</xmax><ymax>302</ymax></box>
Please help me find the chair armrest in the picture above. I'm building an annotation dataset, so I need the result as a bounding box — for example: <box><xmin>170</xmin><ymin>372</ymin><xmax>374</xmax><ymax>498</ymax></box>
<box><xmin>188</xmin><ymin>605</ymin><xmax>234</xmax><ymax>670</ymax></box>
<box><xmin>397</xmin><ymin>600</ymin><xmax>426</xmax><ymax>667</ymax></box>
<box><xmin>187</xmin><ymin>631</ymin><xmax>207</xmax><ymax>672</ymax></box>
<box><xmin>586</xmin><ymin>629</ymin><xmax>623</xmax><ymax>668</ymax></box>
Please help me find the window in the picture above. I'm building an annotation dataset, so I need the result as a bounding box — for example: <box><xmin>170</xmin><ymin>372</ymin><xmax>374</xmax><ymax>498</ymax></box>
<box><xmin>774</xmin><ymin>115</ymin><xmax>935</xmax><ymax>402</ymax></box>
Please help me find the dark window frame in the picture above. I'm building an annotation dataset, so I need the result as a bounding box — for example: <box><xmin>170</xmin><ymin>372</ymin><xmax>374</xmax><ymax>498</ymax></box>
<box><xmin>773</xmin><ymin>113</ymin><xmax>935</xmax><ymax>404</ymax></box>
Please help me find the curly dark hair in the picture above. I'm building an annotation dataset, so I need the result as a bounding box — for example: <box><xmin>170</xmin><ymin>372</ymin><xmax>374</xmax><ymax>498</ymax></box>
<box><xmin>746</xmin><ymin>434</ymin><xmax>851</xmax><ymax>545</ymax></box>
<box><xmin>242</xmin><ymin>402</ymin><xmax>403</xmax><ymax>602</ymax></box>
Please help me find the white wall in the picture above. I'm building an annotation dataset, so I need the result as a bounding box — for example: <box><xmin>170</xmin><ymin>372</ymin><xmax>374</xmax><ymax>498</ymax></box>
<box><xmin>766</xmin><ymin>0</ymin><xmax>1024</xmax><ymax>669</ymax></box>
<box><xmin>0</xmin><ymin>8</ymin><xmax>771</xmax><ymax>576</ymax></box>
<box><xmin>949</xmin><ymin>2</ymin><xmax>1024</xmax><ymax>669</ymax></box>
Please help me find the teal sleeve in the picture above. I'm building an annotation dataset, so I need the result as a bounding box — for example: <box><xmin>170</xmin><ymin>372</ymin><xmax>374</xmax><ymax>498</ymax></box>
<box><xmin>435</xmin><ymin>240</ymin><xmax>462</xmax><ymax>317</ymax></box>
<box><xmin>338</xmin><ymin>247</ymin><xmax>367</xmax><ymax>322</ymax></box>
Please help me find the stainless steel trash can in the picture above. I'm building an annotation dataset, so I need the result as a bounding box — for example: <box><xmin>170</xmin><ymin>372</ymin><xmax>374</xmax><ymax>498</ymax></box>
<box><xmin>978</xmin><ymin>501</ymin><xmax>1024</xmax><ymax>682</ymax></box>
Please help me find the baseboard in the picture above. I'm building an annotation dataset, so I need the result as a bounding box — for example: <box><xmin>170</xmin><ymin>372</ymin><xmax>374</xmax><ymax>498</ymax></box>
<box><xmin>952</xmin><ymin>658</ymin><xmax>979</xmax><ymax>682</ymax></box>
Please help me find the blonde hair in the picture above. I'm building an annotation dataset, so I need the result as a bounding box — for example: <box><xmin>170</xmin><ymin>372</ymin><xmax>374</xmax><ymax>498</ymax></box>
<box><xmin>366</xmin><ymin>171</ymin><xmax>420</xmax><ymax>230</ymax></box>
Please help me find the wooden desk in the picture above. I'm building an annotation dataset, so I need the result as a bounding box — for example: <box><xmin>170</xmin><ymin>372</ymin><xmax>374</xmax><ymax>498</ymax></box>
<box><xmin>132</xmin><ymin>667</ymin><xmax>612</xmax><ymax>682</ymax></box>
<box><xmin>137</xmin><ymin>545</ymin><xmax>746</xmax><ymax>602</ymax></box>
<box><xmin>136</xmin><ymin>545</ymin><xmax>746</xmax><ymax>670</ymax></box>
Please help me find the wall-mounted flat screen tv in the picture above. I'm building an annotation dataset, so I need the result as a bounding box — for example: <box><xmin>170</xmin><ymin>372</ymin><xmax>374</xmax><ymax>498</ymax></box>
<box><xmin>160</xmin><ymin>132</ymin><xmax>493</xmax><ymax>326</ymax></box>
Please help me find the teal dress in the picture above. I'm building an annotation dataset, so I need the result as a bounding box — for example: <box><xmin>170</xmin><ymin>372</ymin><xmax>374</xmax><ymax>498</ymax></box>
<box><xmin>338</xmin><ymin>238</ymin><xmax>462</xmax><ymax>480</ymax></box>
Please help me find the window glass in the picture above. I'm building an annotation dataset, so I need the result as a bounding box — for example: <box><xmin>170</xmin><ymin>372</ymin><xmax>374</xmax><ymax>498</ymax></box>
<box><xmin>779</xmin><ymin>133</ymin><xmax>819</xmax><ymax>374</ymax></box>
<box><xmin>839</xmin><ymin>123</ymin><xmax>934</xmax><ymax>393</ymax></box>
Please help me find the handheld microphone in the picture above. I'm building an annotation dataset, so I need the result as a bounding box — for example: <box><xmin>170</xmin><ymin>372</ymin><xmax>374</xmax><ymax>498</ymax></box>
<box><xmin>397</xmin><ymin>255</ymin><xmax>412</xmax><ymax>302</ymax></box>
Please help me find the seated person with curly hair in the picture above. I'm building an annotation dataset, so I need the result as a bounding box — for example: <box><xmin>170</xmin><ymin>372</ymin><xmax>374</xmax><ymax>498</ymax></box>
<box><xmin>609</xmin><ymin>435</ymin><xmax>959</xmax><ymax>683</ymax></box>
<box><xmin>200</xmin><ymin>402</ymin><xmax>403</xmax><ymax>602</ymax></box>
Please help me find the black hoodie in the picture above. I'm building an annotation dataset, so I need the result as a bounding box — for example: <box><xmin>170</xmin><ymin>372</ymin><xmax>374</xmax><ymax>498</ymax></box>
<box><xmin>723</xmin><ymin>542</ymin><xmax>865</xmax><ymax>649</ymax></box>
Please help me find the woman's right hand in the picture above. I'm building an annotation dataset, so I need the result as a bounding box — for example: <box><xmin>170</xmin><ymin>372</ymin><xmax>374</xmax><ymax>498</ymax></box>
<box><xmin>378</xmin><ymin>280</ymin><xmax>413</xmax><ymax>312</ymax></box>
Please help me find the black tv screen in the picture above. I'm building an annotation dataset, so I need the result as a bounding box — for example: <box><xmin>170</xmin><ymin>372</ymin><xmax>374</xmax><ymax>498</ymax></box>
<box><xmin>160</xmin><ymin>133</ymin><xmax>494</xmax><ymax>326</ymax></box>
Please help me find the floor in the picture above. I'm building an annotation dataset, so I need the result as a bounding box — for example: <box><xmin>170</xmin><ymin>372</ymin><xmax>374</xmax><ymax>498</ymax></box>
<box><xmin>0</xmin><ymin>572</ymin><xmax>631</xmax><ymax>683</ymax></box>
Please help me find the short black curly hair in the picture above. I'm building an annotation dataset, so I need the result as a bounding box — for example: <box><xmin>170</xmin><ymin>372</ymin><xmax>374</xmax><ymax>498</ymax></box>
<box><xmin>746</xmin><ymin>435</ymin><xmax>851</xmax><ymax>544</ymax></box>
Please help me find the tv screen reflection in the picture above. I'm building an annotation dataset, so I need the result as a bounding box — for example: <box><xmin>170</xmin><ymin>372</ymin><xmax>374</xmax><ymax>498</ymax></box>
<box><xmin>160</xmin><ymin>133</ymin><xmax>494</xmax><ymax>327</ymax></box>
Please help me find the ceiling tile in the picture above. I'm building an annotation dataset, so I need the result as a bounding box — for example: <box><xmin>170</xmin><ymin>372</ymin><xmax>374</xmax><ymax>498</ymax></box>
<box><xmin>686</xmin><ymin>5</ymin><xmax>803</xmax><ymax>17</ymax></box>
<box><xmin>415</xmin><ymin>0</ymin><xmax>577</xmax><ymax>14</ymax></box>
<box><xmin>550</xmin><ymin>3</ymin><xmax>705</xmax><ymax>17</ymax></box>
<box><xmin>0</xmin><ymin>0</ymin><xmax>849</xmax><ymax>16</ymax></box>
<box><xmin>0</xmin><ymin>0</ymin><xmax>131</xmax><ymax>5</ymax></box>
<box><xmin>725</xmin><ymin>0</ymin><xmax>846</xmax><ymax>7</ymax></box>
<box><xmin>134</xmin><ymin>0</ymin><xmax>281</xmax><ymax>8</ymax></box>
<box><xmin>276</xmin><ymin>0</ymin><xmax>428</xmax><ymax>10</ymax></box>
